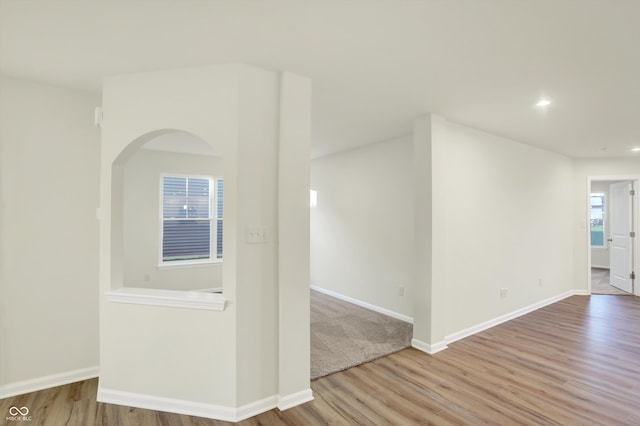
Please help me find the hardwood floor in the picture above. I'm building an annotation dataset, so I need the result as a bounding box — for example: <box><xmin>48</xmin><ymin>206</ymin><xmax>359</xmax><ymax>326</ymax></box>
<box><xmin>3</xmin><ymin>295</ymin><xmax>640</xmax><ymax>425</ymax></box>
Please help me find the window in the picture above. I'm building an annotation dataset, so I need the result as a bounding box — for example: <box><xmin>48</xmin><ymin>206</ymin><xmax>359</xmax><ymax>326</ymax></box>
<box><xmin>590</xmin><ymin>193</ymin><xmax>605</xmax><ymax>247</ymax></box>
<box><xmin>161</xmin><ymin>175</ymin><xmax>223</xmax><ymax>264</ymax></box>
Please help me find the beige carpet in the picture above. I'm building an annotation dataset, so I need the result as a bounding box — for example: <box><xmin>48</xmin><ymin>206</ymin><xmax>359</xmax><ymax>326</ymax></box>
<box><xmin>591</xmin><ymin>268</ymin><xmax>631</xmax><ymax>295</ymax></box>
<box><xmin>311</xmin><ymin>289</ymin><xmax>413</xmax><ymax>380</ymax></box>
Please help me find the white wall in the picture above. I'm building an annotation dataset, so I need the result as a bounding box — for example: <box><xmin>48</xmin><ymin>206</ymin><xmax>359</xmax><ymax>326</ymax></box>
<box><xmin>99</xmin><ymin>64</ymin><xmax>311</xmax><ymax>418</ymax></box>
<box><xmin>234</xmin><ymin>65</ymin><xmax>280</xmax><ymax>407</ymax></box>
<box><xmin>572</xmin><ymin>159</ymin><xmax>640</xmax><ymax>292</ymax></box>
<box><xmin>100</xmin><ymin>64</ymin><xmax>240</xmax><ymax>408</ymax></box>
<box><xmin>310</xmin><ymin>137</ymin><xmax>414</xmax><ymax>318</ymax></box>
<box><xmin>590</xmin><ymin>181</ymin><xmax>611</xmax><ymax>268</ymax></box>
<box><xmin>123</xmin><ymin>148</ymin><xmax>223</xmax><ymax>291</ymax></box>
<box><xmin>311</xmin><ymin>120</ymin><xmax>577</xmax><ymax>344</ymax></box>
<box><xmin>0</xmin><ymin>77</ymin><xmax>100</xmax><ymax>394</ymax></box>
<box><xmin>277</xmin><ymin>72</ymin><xmax>312</xmax><ymax>407</ymax></box>
<box><xmin>434</xmin><ymin>120</ymin><xmax>574</xmax><ymax>337</ymax></box>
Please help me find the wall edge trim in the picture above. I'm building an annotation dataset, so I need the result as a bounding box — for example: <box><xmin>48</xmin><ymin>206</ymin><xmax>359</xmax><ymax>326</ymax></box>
<box><xmin>105</xmin><ymin>287</ymin><xmax>226</xmax><ymax>311</ymax></box>
<box><xmin>310</xmin><ymin>285</ymin><xmax>413</xmax><ymax>324</ymax></box>
<box><xmin>97</xmin><ymin>386</ymin><xmax>280</xmax><ymax>422</ymax></box>
<box><xmin>236</xmin><ymin>395</ymin><xmax>279</xmax><ymax>422</ymax></box>
<box><xmin>277</xmin><ymin>388</ymin><xmax>314</xmax><ymax>411</ymax></box>
<box><xmin>0</xmin><ymin>366</ymin><xmax>99</xmax><ymax>399</ymax></box>
<box><xmin>411</xmin><ymin>338</ymin><xmax>448</xmax><ymax>355</ymax></box>
<box><xmin>444</xmin><ymin>289</ymin><xmax>586</xmax><ymax>345</ymax></box>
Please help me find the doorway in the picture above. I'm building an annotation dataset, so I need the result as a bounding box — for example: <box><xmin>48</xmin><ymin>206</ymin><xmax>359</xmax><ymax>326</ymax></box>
<box><xmin>588</xmin><ymin>178</ymin><xmax>639</xmax><ymax>296</ymax></box>
<box><xmin>591</xmin><ymin>268</ymin><xmax>630</xmax><ymax>295</ymax></box>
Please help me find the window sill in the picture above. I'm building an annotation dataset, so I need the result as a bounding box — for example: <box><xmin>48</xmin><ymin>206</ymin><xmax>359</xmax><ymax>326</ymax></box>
<box><xmin>106</xmin><ymin>287</ymin><xmax>226</xmax><ymax>311</ymax></box>
<box><xmin>157</xmin><ymin>260</ymin><xmax>222</xmax><ymax>270</ymax></box>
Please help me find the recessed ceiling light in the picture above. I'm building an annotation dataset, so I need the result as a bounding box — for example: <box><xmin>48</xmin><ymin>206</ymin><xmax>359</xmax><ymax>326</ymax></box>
<box><xmin>536</xmin><ymin>99</ymin><xmax>551</xmax><ymax>107</ymax></box>
<box><xmin>631</xmin><ymin>147</ymin><xmax>640</xmax><ymax>152</ymax></box>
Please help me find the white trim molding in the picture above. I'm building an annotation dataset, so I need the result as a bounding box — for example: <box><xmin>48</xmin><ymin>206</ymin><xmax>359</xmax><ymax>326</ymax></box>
<box><xmin>411</xmin><ymin>338</ymin><xmax>448</xmax><ymax>355</ymax></box>
<box><xmin>411</xmin><ymin>290</ymin><xmax>589</xmax><ymax>356</ymax></box>
<box><xmin>236</xmin><ymin>395</ymin><xmax>280</xmax><ymax>422</ymax></box>
<box><xmin>311</xmin><ymin>285</ymin><xmax>413</xmax><ymax>324</ymax></box>
<box><xmin>97</xmin><ymin>387</ymin><xmax>238</xmax><ymax>422</ymax></box>
<box><xmin>156</xmin><ymin>259</ymin><xmax>222</xmax><ymax>270</ymax></box>
<box><xmin>97</xmin><ymin>388</ymin><xmax>278</xmax><ymax>422</ymax></box>
<box><xmin>0</xmin><ymin>366</ymin><xmax>99</xmax><ymax>399</ymax></box>
<box><xmin>195</xmin><ymin>287</ymin><xmax>223</xmax><ymax>293</ymax></box>
<box><xmin>106</xmin><ymin>287</ymin><xmax>226</xmax><ymax>311</ymax></box>
<box><xmin>277</xmin><ymin>388</ymin><xmax>314</xmax><ymax>411</ymax></box>
<box><xmin>97</xmin><ymin>387</ymin><xmax>311</xmax><ymax>422</ymax></box>
<box><xmin>444</xmin><ymin>290</ymin><xmax>587</xmax><ymax>345</ymax></box>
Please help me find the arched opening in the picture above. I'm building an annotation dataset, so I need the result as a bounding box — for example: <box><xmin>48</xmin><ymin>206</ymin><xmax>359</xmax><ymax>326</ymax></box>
<box><xmin>111</xmin><ymin>129</ymin><xmax>224</xmax><ymax>293</ymax></box>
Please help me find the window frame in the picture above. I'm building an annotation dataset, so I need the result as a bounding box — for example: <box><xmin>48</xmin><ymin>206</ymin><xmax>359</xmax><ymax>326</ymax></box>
<box><xmin>158</xmin><ymin>173</ymin><xmax>223</xmax><ymax>268</ymax></box>
<box><xmin>590</xmin><ymin>192</ymin><xmax>606</xmax><ymax>248</ymax></box>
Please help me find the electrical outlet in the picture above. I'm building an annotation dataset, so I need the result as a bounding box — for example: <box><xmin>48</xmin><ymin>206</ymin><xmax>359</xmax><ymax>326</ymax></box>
<box><xmin>398</xmin><ymin>286</ymin><xmax>405</xmax><ymax>296</ymax></box>
<box><xmin>500</xmin><ymin>288</ymin><xmax>508</xmax><ymax>298</ymax></box>
<box><xmin>538</xmin><ymin>278</ymin><xmax>542</xmax><ymax>287</ymax></box>
<box><xmin>144</xmin><ymin>274</ymin><xmax>150</xmax><ymax>282</ymax></box>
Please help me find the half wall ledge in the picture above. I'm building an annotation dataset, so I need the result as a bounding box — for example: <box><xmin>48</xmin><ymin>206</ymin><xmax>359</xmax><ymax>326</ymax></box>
<box><xmin>105</xmin><ymin>287</ymin><xmax>226</xmax><ymax>311</ymax></box>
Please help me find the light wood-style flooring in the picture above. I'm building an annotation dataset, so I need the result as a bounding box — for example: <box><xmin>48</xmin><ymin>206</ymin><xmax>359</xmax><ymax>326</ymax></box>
<box><xmin>3</xmin><ymin>295</ymin><xmax>640</xmax><ymax>425</ymax></box>
<box><xmin>591</xmin><ymin>267</ymin><xmax>631</xmax><ymax>295</ymax></box>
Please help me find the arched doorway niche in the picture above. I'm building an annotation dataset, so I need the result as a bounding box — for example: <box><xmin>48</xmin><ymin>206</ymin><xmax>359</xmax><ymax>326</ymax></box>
<box><xmin>108</xmin><ymin>128</ymin><xmax>226</xmax><ymax>310</ymax></box>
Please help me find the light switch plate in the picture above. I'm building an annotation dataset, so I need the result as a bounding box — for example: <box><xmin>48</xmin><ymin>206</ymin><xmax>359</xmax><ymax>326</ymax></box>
<box><xmin>246</xmin><ymin>227</ymin><xmax>268</xmax><ymax>244</ymax></box>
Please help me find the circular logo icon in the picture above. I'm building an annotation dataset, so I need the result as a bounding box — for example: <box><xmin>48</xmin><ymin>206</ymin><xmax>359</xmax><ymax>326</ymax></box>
<box><xmin>9</xmin><ymin>406</ymin><xmax>29</xmax><ymax>416</ymax></box>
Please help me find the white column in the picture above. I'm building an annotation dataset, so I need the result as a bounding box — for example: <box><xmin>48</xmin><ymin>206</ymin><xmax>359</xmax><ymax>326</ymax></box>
<box><xmin>277</xmin><ymin>72</ymin><xmax>314</xmax><ymax>410</ymax></box>
<box><xmin>411</xmin><ymin>114</ymin><xmax>447</xmax><ymax>354</ymax></box>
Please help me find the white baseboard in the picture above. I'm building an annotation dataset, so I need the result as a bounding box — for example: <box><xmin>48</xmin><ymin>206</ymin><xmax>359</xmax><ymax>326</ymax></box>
<box><xmin>97</xmin><ymin>386</ymin><xmax>239</xmax><ymax>422</ymax></box>
<box><xmin>97</xmin><ymin>386</ymin><xmax>313</xmax><ymax>422</ymax></box>
<box><xmin>411</xmin><ymin>338</ymin><xmax>448</xmax><ymax>355</ymax></box>
<box><xmin>311</xmin><ymin>285</ymin><xmax>413</xmax><ymax>324</ymax></box>
<box><xmin>0</xmin><ymin>366</ymin><xmax>99</xmax><ymax>399</ymax></box>
<box><xmin>411</xmin><ymin>290</ymin><xmax>589</xmax><ymax>356</ymax></box>
<box><xmin>236</xmin><ymin>395</ymin><xmax>280</xmax><ymax>422</ymax></box>
<box><xmin>278</xmin><ymin>388</ymin><xmax>314</xmax><ymax>411</ymax></box>
<box><xmin>444</xmin><ymin>290</ymin><xmax>586</xmax><ymax>345</ymax></box>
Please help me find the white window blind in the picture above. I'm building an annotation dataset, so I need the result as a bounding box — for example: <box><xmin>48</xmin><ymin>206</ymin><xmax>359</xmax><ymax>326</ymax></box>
<box><xmin>161</xmin><ymin>176</ymin><xmax>223</xmax><ymax>263</ymax></box>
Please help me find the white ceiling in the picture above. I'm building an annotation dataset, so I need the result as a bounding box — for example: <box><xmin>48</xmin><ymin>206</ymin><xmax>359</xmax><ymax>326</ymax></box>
<box><xmin>2</xmin><ymin>1</ymin><xmax>640</xmax><ymax>159</ymax></box>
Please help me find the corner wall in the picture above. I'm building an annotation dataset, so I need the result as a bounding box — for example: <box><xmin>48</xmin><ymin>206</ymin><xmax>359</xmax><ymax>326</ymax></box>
<box><xmin>310</xmin><ymin>117</ymin><xmax>577</xmax><ymax>348</ymax></box>
<box><xmin>98</xmin><ymin>64</ymin><xmax>311</xmax><ymax>421</ymax></box>
<box><xmin>99</xmin><ymin>64</ymin><xmax>241</xmax><ymax>409</ymax></box>
<box><xmin>410</xmin><ymin>115</ymin><xmax>576</xmax><ymax>352</ymax></box>
<box><xmin>0</xmin><ymin>77</ymin><xmax>100</xmax><ymax>397</ymax></box>
<box><xmin>437</xmin><ymin>120</ymin><xmax>574</xmax><ymax>337</ymax></box>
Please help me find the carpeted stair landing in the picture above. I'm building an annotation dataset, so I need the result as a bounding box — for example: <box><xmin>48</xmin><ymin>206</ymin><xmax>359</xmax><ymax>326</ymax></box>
<box><xmin>311</xmin><ymin>289</ymin><xmax>413</xmax><ymax>380</ymax></box>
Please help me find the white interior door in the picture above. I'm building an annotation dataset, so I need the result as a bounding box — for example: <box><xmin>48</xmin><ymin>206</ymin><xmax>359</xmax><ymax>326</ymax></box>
<box><xmin>609</xmin><ymin>181</ymin><xmax>634</xmax><ymax>293</ymax></box>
